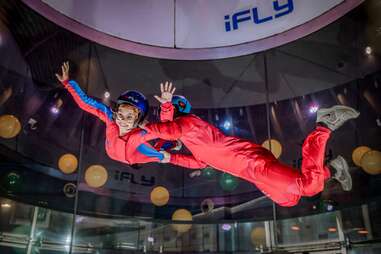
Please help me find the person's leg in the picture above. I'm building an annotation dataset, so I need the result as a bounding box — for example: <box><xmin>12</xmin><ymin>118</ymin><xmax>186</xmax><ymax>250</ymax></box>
<box><xmin>273</xmin><ymin>105</ymin><xmax>359</xmax><ymax>198</ymax></box>
<box><xmin>314</xmin><ymin>105</ymin><xmax>359</xmax><ymax>191</ymax></box>
<box><xmin>296</xmin><ymin>126</ymin><xmax>332</xmax><ymax>196</ymax></box>
<box><xmin>241</xmin><ymin>105</ymin><xmax>359</xmax><ymax>206</ymax></box>
<box><xmin>242</xmin><ymin>127</ymin><xmax>332</xmax><ymax>206</ymax></box>
<box><xmin>240</xmin><ymin>148</ymin><xmax>303</xmax><ymax>207</ymax></box>
<box><xmin>241</xmin><ymin>127</ymin><xmax>331</xmax><ymax>206</ymax></box>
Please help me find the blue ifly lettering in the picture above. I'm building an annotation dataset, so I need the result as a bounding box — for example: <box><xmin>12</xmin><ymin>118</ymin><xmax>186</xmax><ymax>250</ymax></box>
<box><xmin>225</xmin><ymin>0</ymin><xmax>294</xmax><ymax>32</ymax></box>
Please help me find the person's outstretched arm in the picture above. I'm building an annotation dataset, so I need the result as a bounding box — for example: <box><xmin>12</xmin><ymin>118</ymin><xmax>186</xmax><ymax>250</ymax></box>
<box><xmin>141</xmin><ymin>81</ymin><xmax>183</xmax><ymax>140</ymax></box>
<box><xmin>56</xmin><ymin>62</ymin><xmax>113</xmax><ymax>123</ymax></box>
<box><xmin>157</xmin><ymin>82</ymin><xmax>176</xmax><ymax>122</ymax></box>
<box><xmin>152</xmin><ymin>81</ymin><xmax>181</xmax><ymax>151</ymax></box>
<box><xmin>160</xmin><ymin>101</ymin><xmax>175</xmax><ymax>122</ymax></box>
<box><xmin>142</xmin><ymin>114</ymin><xmax>184</xmax><ymax>141</ymax></box>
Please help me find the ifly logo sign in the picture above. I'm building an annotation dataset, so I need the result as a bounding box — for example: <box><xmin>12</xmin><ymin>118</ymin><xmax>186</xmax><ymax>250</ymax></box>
<box><xmin>225</xmin><ymin>0</ymin><xmax>294</xmax><ymax>32</ymax></box>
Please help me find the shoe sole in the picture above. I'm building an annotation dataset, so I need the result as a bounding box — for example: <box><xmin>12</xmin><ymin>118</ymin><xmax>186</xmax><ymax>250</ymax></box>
<box><xmin>317</xmin><ymin>105</ymin><xmax>360</xmax><ymax>131</ymax></box>
<box><xmin>318</xmin><ymin>105</ymin><xmax>360</xmax><ymax>119</ymax></box>
<box><xmin>330</xmin><ymin>156</ymin><xmax>352</xmax><ymax>191</ymax></box>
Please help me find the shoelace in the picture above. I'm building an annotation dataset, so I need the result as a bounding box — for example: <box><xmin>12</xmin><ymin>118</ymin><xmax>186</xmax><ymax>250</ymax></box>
<box><xmin>326</xmin><ymin>112</ymin><xmax>338</xmax><ymax>123</ymax></box>
<box><xmin>334</xmin><ymin>162</ymin><xmax>347</xmax><ymax>181</ymax></box>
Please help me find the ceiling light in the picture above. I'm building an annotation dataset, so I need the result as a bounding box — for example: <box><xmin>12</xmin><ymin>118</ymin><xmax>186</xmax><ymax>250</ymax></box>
<box><xmin>291</xmin><ymin>225</ymin><xmax>300</xmax><ymax>231</ymax></box>
<box><xmin>1</xmin><ymin>203</ymin><xmax>11</xmax><ymax>208</ymax></box>
<box><xmin>358</xmin><ymin>229</ymin><xmax>368</xmax><ymax>235</ymax></box>
<box><xmin>309</xmin><ymin>104</ymin><xmax>319</xmax><ymax>114</ymax></box>
<box><xmin>365</xmin><ymin>46</ymin><xmax>372</xmax><ymax>55</ymax></box>
<box><xmin>223</xmin><ymin>120</ymin><xmax>232</xmax><ymax>130</ymax></box>
<box><xmin>328</xmin><ymin>227</ymin><xmax>337</xmax><ymax>232</ymax></box>
<box><xmin>222</xmin><ymin>224</ymin><xmax>232</xmax><ymax>231</ymax></box>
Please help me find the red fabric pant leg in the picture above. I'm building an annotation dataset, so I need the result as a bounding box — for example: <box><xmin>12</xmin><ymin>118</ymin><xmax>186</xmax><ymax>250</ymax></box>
<box><xmin>296</xmin><ymin>126</ymin><xmax>332</xmax><ymax>196</ymax></box>
<box><xmin>240</xmin><ymin>126</ymin><xmax>332</xmax><ymax>207</ymax></box>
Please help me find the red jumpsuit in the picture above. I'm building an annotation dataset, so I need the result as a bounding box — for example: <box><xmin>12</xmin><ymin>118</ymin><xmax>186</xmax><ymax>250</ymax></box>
<box><xmin>144</xmin><ymin>102</ymin><xmax>332</xmax><ymax>207</ymax></box>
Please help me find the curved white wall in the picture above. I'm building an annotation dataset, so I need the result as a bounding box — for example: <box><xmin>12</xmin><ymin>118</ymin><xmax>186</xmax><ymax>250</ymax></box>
<box><xmin>24</xmin><ymin>0</ymin><xmax>363</xmax><ymax>59</ymax></box>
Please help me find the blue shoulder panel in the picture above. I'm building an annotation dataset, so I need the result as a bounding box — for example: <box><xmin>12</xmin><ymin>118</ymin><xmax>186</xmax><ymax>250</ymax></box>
<box><xmin>68</xmin><ymin>80</ymin><xmax>113</xmax><ymax>121</ymax></box>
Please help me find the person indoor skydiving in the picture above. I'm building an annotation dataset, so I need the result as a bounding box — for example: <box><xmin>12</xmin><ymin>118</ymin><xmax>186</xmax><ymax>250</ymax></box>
<box><xmin>153</xmin><ymin>92</ymin><xmax>204</xmax><ymax>178</ymax></box>
<box><xmin>55</xmin><ymin>61</ymin><xmax>178</xmax><ymax>165</ymax></box>
<box><xmin>141</xmin><ymin>83</ymin><xmax>359</xmax><ymax>207</ymax></box>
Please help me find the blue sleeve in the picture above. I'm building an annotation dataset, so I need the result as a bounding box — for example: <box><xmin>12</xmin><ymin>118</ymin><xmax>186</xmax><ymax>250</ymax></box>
<box><xmin>137</xmin><ymin>144</ymin><xmax>164</xmax><ymax>161</ymax></box>
<box><xmin>65</xmin><ymin>80</ymin><xmax>113</xmax><ymax>122</ymax></box>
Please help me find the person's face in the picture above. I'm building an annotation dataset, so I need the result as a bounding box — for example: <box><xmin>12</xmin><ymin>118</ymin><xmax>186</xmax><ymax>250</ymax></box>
<box><xmin>115</xmin><ymin>104</ymin><xmax>139</xmax><ymax>130</ymax></box>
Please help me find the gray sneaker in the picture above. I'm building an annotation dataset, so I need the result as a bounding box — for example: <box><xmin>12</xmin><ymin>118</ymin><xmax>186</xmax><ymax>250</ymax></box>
<box><xmin>329</xmin><ymin>155</ymin><xmax>352</xmax><ymax>191</ymax></box>
<box><xmin>316</xmin><ymin>105</ymin><xmax>360</xmax><ymax>131</ymax></box>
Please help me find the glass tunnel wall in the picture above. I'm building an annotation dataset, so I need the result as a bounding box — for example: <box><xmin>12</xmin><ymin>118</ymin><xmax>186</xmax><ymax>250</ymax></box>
<box><xmin>0</xmin><ymin>1</ymin><xmax>381</xmax><ymax>253</ymax></box>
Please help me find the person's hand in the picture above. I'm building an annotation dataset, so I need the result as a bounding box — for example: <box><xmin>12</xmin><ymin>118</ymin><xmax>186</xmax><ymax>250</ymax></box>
<box><xmin>154</xmin><ymin>81</ymin><xmax>176</xmax><ymax>104</ymax></box>
<box><xmin>138</xmin><ymin>119</ymin><xmax>149</xmax><ymax>129</ymax></box>
<box><xmin>55</xmin><ymin>61</ymin><xmax>70</xmax><ymax>82</ymax></box>
<box><xmin>172</xmin><ymin>140</ymin><xmax>183</xmax><ymax>151</ymax></box>
<box><xmin>159</xmin><ymin>150</ymin><xmax>171</xmax><ymax>163</ymax></box>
